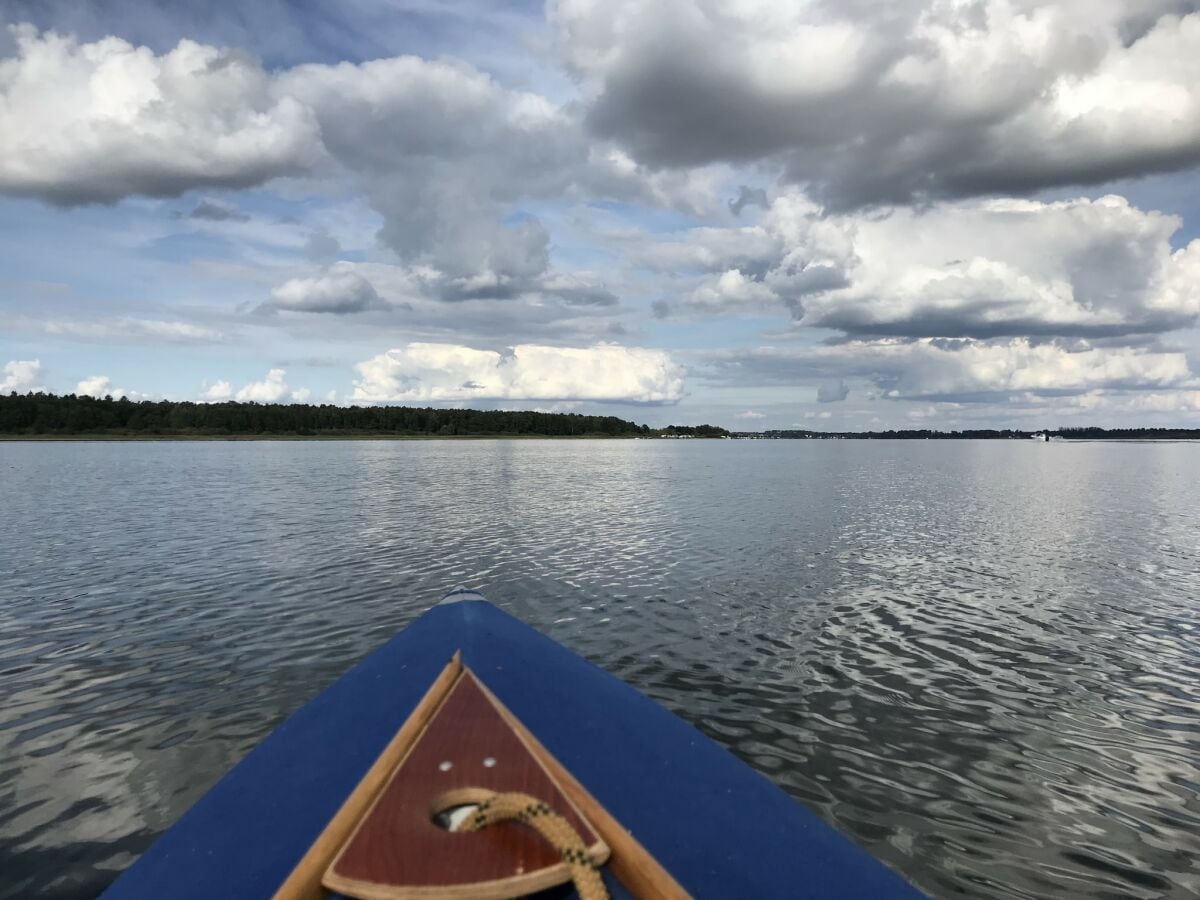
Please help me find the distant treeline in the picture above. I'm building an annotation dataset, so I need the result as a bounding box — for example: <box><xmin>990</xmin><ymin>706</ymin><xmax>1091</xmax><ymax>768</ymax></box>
<box><xmin>1054</xmin><ymin>427</ymin><xmax>1200</xmax><ymax>440</ymax></box>
<box><xmin>661</xmin><ymin>424</ymin><xmax>728</xmax><ymax>438</ymax></box>
<box><xmin>0</xmin><ymin>392</ymin><xmax>730</xmax><ymax>438</ymax></box>
<box><xmin>738</xmin><ymin>427</ymin><xmax>1200</xmax><ymax>440</ymax></box>
<box><xmin>747</xmin><ymin>429</ymin><xmax>1031</xmax><ymax>440</ymax></box>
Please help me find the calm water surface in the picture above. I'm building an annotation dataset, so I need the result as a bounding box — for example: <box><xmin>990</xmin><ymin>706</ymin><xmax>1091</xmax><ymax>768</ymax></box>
<box><xmin>1</xmin><ymin>440</ymin><xmax>1198</xmax><ymax>898</ymax></box>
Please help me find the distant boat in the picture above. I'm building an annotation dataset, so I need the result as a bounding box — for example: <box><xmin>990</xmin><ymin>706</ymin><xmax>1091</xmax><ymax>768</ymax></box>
<box><xmin>104</xmin><ymin>589</ymin><xmax>921</xmax><ymax>899</ymax></box>
<box><xmin>1030</xmin><ymin>432</ymin><xmax>1048</xmax><ymax>441</ymax></box>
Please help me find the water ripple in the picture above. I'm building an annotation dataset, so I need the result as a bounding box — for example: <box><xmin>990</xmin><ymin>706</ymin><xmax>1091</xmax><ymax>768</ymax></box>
<box><xmin>1</xmin><ymin>440</ymin><xmax>1198</xmax><ymax>897</ymax></box>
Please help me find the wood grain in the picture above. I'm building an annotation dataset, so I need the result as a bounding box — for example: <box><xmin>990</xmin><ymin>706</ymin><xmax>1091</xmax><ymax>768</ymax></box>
<box><xmin>272</xmin><ymin>652</ymin><xmax>463</xmax><ymax>900</ymax></box>
<box><xmin>473</xmin><ymin>676</ymin><xmax>691</xmax><ymax>900</ymax></box>
<box><xmin>323</xmin><ymin>670</ymin><xmax>606</xmax><ymax>899</ymax></box>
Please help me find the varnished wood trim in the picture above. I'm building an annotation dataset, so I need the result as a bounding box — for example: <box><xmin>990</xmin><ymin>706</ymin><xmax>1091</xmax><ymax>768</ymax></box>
<box><xmin>273</xmin><ymin>652</ymin><xmax>464</xmax><ymax>900</ymax></box>
<box><xmin>472</xmin><ymin>675</ymin><xmax>692</xmax><ymax>899</ymax></box>
<box><xmin>323</xmin><ymin>855</ymin><xmax>598</xmax><ymax>900</ymax></box>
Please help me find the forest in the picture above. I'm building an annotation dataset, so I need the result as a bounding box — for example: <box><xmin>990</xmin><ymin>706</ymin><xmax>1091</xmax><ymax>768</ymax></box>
<box><xmin>0</xmin><ymin>392</ymin><xmax>731</xmax><ymax>438</ymax></box>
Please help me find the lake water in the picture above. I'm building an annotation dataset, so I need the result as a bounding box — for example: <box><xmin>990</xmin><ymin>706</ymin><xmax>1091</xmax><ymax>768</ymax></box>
<box><xmin>1</xmin><ymin>439</ymin><xmax>1198</xmax><ymax>898</ymax></box>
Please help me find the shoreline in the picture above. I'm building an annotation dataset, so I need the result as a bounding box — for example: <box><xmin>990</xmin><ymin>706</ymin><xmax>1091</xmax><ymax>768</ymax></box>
<box><xmin>0</xmin><ymin>433</ymin><xmax>652</xmax><ymax>442</ymax></box>
<box><xmin>2</xmin><ymin>434</ymin><xmax>1196</xmax><ymax>443</ymax></box>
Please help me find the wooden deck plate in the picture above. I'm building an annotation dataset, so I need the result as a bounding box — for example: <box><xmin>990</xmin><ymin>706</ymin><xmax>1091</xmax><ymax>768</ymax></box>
<box><xmin>323</xmin><ymin>669</ymin><xmax>608</xmax><ymax>899</ymax></box>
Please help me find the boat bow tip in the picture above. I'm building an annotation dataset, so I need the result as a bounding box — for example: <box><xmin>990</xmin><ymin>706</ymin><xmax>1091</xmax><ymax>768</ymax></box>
<box><xmin>439</xmin><ymin>586</ymin><xmax>488</xmax><ymax>605</ymax></box>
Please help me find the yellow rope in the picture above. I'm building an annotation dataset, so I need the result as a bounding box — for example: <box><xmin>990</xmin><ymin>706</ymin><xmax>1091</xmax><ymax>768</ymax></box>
<box><xmin>454</xmin><ymin>791</ymin><xmax>610</xmax><ymax>900</ymax></box>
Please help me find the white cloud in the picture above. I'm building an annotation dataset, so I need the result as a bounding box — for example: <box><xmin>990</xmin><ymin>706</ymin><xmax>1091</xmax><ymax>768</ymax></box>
<box><xmin>0</xmin><ymin>25</ymin><xmax>704</xmax><ymax>290</ymax></box>
<box><xmin>198</xmin><ymin>380</ymin><xmax>232</xmax><ymax>402</ymax></box>
<box><xmin>688</xmin><ymin>268</ymin><xmax>779</xmax><ymax>313</ymax></box>
<box><xmin>234</xmin><ymin>368</ymin><xmax>290</xmax><ymax>402</ymax></box>
<box><xmin>673</xmin><ymin>193</ymin><xmax>1200</xmax><ymax>339</ymax></box>
<box><xmin>200</xmin><ymin>371</ymin><xmax>309</xmax><ymax>404</ymax></box>
<box><xmin>1062</xmin><ymin>389</ymin><xmax>1200</xmax><ymax>415</ymax></box>
<box><xmin>1</xmin><ymin>358</ymin><xmax>44</xmax><ymax>393</ymax></box>
<box><xmin>353</xmin><ymin>342</ymin><xmax>684</xmax><ymax>403</ymax></box>
<box><xmin>890</xmin><ymin>340</ymin><xmax>1192</xmax><ymax>398</ymax></box>
<box><xmin>734</xmin><ymin>409</ymin><xmax>766</xmax><ymax>420</ymax></box>
<box><xmin>266</xmin><ymin>263</ymin><xmax>382</xmax><ymax>314</ymax></box>
<box><xmin>554</xmin><ymin>1</ymin><xmax>1200</xmax><ymax>206</ymax></box>
<box><xmin>714</xmin><ymin>338</ymin><xmax>1194</xmax><ymax>401</ymax></box>
<box><xmin>0</xmin><ymin>26</ymin><xmax>321</xmax><ymax>204</ymax></box>
<box><xmin>814</xmin><ymin>196</ymin><xmax>1200</xmax><ymax>338</ymax></box>
<box><xmin>74</xmin><ymin>375</ymin><xmax>125</xmax><ymax>399</ymax></box>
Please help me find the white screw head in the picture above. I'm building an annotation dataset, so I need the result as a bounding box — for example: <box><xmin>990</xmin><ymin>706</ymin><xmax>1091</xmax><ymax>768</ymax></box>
<box><xmin>483</xmin><ymin>757</ymin><xmax>497</xmax><ymax>768</ymax></box>
<box><xmin>438</xmin><ymin>760</ymin><xmax>453</xmax><ymax>772</ymax></box>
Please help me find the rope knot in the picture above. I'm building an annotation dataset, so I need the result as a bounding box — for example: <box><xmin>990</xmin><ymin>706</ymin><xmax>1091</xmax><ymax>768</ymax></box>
<box><xmin>454</xmin><ymin>790</ymin><xmax>608</xmax><ymax>900</ymax></box>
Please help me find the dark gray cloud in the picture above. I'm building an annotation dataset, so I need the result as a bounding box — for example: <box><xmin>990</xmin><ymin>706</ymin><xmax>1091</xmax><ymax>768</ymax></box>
<box><xmin>559</xmin><ymin>285</ymin><xmax>618</xmax><ymax>306</ymax></box>
<box><xmin>1116</xmin><ymin>1</ymin><xmax>1200</xmax><ymax>44</ymax></box>
<box><xmin>303</xmin><ymin>228</ymin><xmax>341</xmax><ymax>261</ymax></box>
<box><xmin>272</xmin><ymin>57</ymin><xmax>642</xmax><ymax>285</ymax></box>
<box><xmin>540</xmin><ymin>274</ymin><xmax>618</xmax><ymax>306</ymax></box>
<box><xmin>186</xmin><ymin>199</ymin><xmax>250</xmax><ymax>222</ymax></box>
<box><xmin>729</xmin><ymin>185</ymin><xmax>768</xmax><ymax>216</ymax></box>
<box><xmin>558</xmin><ymin>1</ymin><xmax>1200</xmax><ymax>209</ymax></box>
<box><xmin>706</xmin><ymin>337</ymin><xmax>1193</xmax><ymax>402</ymax></box>
<box><xmin>251</xmin><ymin>258</ymin><xmax>630</xmax><ymax>351</ymax></box>
<box><xmin>817</xmin><ymin>379</ymin><xmax>849</xmax><ymax>403</ymax></box>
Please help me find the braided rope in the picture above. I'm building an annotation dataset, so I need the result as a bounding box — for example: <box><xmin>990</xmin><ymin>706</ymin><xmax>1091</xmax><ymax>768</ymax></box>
<box><xmin>454</xmin><ymin>791</ymin><xmax>609</xmax><ymax>900</ymax></box>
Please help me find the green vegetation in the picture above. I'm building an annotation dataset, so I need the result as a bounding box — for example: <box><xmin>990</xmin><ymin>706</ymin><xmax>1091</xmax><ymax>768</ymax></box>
<box><xmin>4</xmin><ymin>394</ymin><xmax>1193</xmax><ymax>440</ymax></box>
<box><xmin>0</xmin><ymin>392</ymin><xmax>731</xmax><ymax>439</ymax></box>
<box><xmin>1054</xmin><ymin>426</ymin><xmax>1200</xmax><ymax>440</ymax></box>
<box><xmin>660</xmin><ymin>423</ymin><xmax>729</xmax><ymax>438</ymax></box>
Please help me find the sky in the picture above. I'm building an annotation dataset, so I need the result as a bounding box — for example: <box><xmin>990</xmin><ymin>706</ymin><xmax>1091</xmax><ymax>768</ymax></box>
<box><xmin>3</xmin><ymin>0</ymin><xmax>1200</xmax><ymax>431</ymax></box>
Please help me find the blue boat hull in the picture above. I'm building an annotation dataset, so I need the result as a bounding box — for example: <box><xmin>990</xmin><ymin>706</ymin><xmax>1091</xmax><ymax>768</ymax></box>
<box><xmin>105</xmin><ymin>594</ymin><xmax>920</xmax><ymax>898</ymax></box>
